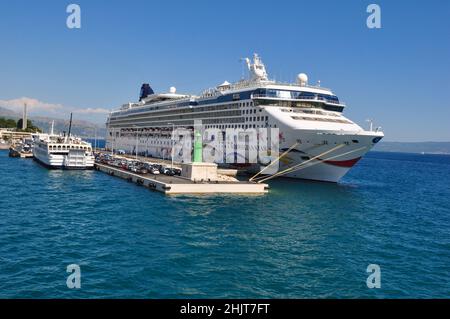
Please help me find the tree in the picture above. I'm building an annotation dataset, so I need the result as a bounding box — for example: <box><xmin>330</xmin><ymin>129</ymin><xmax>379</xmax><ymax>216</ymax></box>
<box><xmin>0</xmin><ymin>117</ymin><xmax>17</xmax><ymax>128</ymax></box>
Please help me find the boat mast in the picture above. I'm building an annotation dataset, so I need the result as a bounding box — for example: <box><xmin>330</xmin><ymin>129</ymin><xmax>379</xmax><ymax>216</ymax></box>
<box><xmin>67</xmin><ymin>113</ymin><xmax>73</xmax><ymax>143</ymax></box>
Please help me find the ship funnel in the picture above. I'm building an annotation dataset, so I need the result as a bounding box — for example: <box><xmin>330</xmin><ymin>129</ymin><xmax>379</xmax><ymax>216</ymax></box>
<box><xmin>139</xmin><ymin>83</ymin><xmax>154</xmax><ymax>101</ymax></box>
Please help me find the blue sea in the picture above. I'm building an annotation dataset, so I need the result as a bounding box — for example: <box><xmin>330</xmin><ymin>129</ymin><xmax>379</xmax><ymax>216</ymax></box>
<box><xmin>0</xmin><ymin>149</ymin><xmax>449</xmax><ymax>298</ymax></box>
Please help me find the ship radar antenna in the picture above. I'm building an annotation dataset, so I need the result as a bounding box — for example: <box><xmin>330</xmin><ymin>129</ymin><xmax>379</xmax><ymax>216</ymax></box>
<box><xmin>239</xmin><ymin>58</ymin><xmax>249</xmax><ymax>80</ymax></box>
<box><xmin>244</xmin><ymin>53</ymin><xmax>268</xmax><ymax>81</ymax></box>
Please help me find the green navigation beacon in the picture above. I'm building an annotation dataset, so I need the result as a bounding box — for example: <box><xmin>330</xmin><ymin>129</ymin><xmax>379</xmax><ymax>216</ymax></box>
<box><xmin>193</xmin><ymin>121</ymin><xmax>203</xmax><ymax>163</ymax></box>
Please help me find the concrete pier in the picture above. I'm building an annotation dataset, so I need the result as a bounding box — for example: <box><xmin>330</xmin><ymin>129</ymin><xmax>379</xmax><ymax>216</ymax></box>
<box><xmin>95</xmin><ymin>163</ymin><xmax>268</xmax><ymax>195</ymax></box>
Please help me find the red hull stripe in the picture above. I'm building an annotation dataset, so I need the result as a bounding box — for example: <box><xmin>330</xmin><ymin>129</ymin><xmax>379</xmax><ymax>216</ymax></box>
<box><xmin>323</xmin><ymin>157</ymin><xmax>362</xmax><ymax>167</ymax></box>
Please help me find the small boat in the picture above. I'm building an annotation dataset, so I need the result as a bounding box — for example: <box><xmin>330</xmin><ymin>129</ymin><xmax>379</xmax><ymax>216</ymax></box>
<box><xmin>8</xmin><ymin>145</ymin><xmax>21</xmax><ymax>157</ymax></box>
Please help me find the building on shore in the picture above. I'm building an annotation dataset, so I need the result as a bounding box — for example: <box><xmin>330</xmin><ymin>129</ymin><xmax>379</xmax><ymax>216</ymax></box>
<box><xmin>0</xmin><ymin>128</ymin><xmax>33</xmax><ymax>145</ymax></box>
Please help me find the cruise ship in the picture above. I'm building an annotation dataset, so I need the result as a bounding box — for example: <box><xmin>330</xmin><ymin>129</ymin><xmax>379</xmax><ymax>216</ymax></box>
<box><xmin>33</xmin><ymin>120</ymin><xmax>95</xmax><ymax>169</ymax></box>
<box><xmin>106</xmin><ymin>54</ymin><xmax>384</xmax><ymax>182</ymax></box>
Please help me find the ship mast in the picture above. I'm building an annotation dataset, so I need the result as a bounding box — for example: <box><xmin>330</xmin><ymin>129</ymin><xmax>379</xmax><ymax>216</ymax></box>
<box><xmin>245</xmin><ymin>53</ymin><xmax>268</xmax><ymax>81</ymax></box>
<box><xmin>67</xmin><ymin>113</ymin><xmax>73</xmax><ymax>143</ymax></box>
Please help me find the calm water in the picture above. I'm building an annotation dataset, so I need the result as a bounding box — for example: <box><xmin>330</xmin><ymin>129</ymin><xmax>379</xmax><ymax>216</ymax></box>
<box><xmin>0</xmin><ymin>150</ymin><xmax>449</xmax><ymax>298</ymax></box>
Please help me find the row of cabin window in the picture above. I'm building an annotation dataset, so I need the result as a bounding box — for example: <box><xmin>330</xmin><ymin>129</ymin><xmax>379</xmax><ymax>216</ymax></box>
<box><xmin>198</xmin><ymin>115</ymin><xmax>269</xmax><ymax>125</ymax></box>
<box><xmin>119</xmin><ymin>101</ymin><xmax>243</xmax><ymax>118</ymax></box>
<box><xmin>49</xmin><ymin>145</ymin><xmax>91</xmax><ymax>151</ymax></box>
<box><xmin>111</xmin><ymin>109</ymin><xmax>242</xmax><ymax>126</ymax></box>
<box><xmin>240</xmin><ymin>101</ymin><xmax>254</xmax><ymax>107</ymax></box>
<box><xmin>116</xmin><ymin>100</ymin><xmax>253</xmax><ymax>121</ymax></box>
<box><xmin>204</xmin><ymin>124</ymin><xmax>277</xmax><ymax>129</ymax></box>
<box><xmin>291</xmin><ymin>116</ymin><xmax>352</xmax><ymax>124</ymax></box>
<box><xmin>112</xmin><ymin>101</ymin><xmax>254</xmax><ymax>123</ymax></box>
<box><xmin>246</xmin><ymin>116</ymin><xmax>268</xmax><ymax>122</ymax></box>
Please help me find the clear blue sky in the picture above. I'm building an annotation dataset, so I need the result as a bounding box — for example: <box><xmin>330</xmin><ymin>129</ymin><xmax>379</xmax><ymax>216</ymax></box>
<box><xmin>0</xmin><ymin>0</ymin><xmax>449</xmax><ymax>141</ymax></box>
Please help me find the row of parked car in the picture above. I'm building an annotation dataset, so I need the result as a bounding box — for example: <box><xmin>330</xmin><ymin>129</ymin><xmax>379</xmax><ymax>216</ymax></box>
<box><xmin>95</xmin><ymin>153</ymin><xmax>182</xmax><ymax>177</ymax></box>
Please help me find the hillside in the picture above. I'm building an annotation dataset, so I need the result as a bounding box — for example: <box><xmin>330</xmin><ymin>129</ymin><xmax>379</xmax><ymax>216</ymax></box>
<box><xmin>0</xmin><ymin>106</ymin><xmax>20</xmax><ymax>118</ymax></box>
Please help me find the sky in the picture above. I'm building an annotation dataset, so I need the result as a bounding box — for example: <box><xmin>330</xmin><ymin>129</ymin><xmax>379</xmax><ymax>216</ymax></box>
<box><xmin>0</xmin><ymin>0</ymin><xmax>449</xmax><ymax>141</ymax></box>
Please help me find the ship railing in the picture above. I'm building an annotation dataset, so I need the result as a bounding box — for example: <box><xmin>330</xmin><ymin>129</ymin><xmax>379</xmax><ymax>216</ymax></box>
<box><xmin>251</xmin><ymin>94</ymin><xmax>344</xmax><ymax>105</ymax></box>
<box><xmin>229</xmin><ymin>78</ymin><xmax>332</xmax><ymax>91</ymax></box>
<box><xmin>274</xmin><ymin>81</ymin><xmax>331</xmax><ymax>91</ymax></box>
<box><xmin>200</xmin><ymin>79</ymin><xmax>332</xmax><ymax>98</ymax></box>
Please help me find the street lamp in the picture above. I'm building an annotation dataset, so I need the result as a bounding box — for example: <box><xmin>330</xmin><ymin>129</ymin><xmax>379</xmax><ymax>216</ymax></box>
<box><xmin>94</xmin><ymin>126</ymin><xmax>97</xmax><ymax>152</ymax></box>
<box><xmin>111</xmin><ymin>128</ymin><xmax>114</xmax><ymax>156</ymax></box>
<box><xmin>107</xmin><ymin>115</ymin><xmax>114</xmax><ymax>156</ymax></box>
<box><xmin>167</xmin><ymin>123</ymin><xmax>174</xmax><ymax>169</ymax></box>
<box><xmin>132</xmin><ymin>125</ymin><xmax>139</xmax><ymax>160</ymax></box>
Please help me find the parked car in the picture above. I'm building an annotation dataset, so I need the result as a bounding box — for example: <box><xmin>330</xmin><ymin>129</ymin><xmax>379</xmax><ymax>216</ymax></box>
<box><xmin>150</xmin><ymin>167</ymin><xmax>160</xmax><ymax>175</ymax></box>
<box><xmin>160</xmin><ymin>167</ymin><xmax>169</xmax><ymax>174</ymax></box>
<box><xmin>164</xmin><ymin>169</ymin><xmax>175</xmax><ymax>176</ymax></box>
<box><xmin>135</xmin><ymin>165</ymin><xmax>148</xmax><ymax>174</ymax></box>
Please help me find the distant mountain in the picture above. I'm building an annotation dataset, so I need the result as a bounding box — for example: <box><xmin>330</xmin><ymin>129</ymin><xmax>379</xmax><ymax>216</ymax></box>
<box><xmin>0</xmin><ymin>106</ymin><xmax>20</xmax><ymax>118</ymax></box>
<box><xmin>31</xmin><ymin>117</ymin><xmax>106</xmax><ymax>139</ymax></box>
<box><xmin>374</xmin><ymin>141</ymin><xmax>450</xmax><ymax>155</ymax></box>
<box><xmin>0</xmin><ymin>108</ymin><xmax>106</xmax><ymax>138</ymax></box>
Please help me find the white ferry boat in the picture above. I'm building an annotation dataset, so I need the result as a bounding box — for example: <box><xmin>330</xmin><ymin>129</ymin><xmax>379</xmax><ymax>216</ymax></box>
<box><xmin>106</xmin><ymin>54</ymin><xmax>384</xmax><ymax>182</ymax></box>
<box><xmin>33</xmin><ymin>134</ymin><xmax>94</xmax><ymax>169</ymax></box>
<box><xmin>33</xmin><ymin>120</ymin><xmax>94</xmax><ymax>169</ymax></box>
